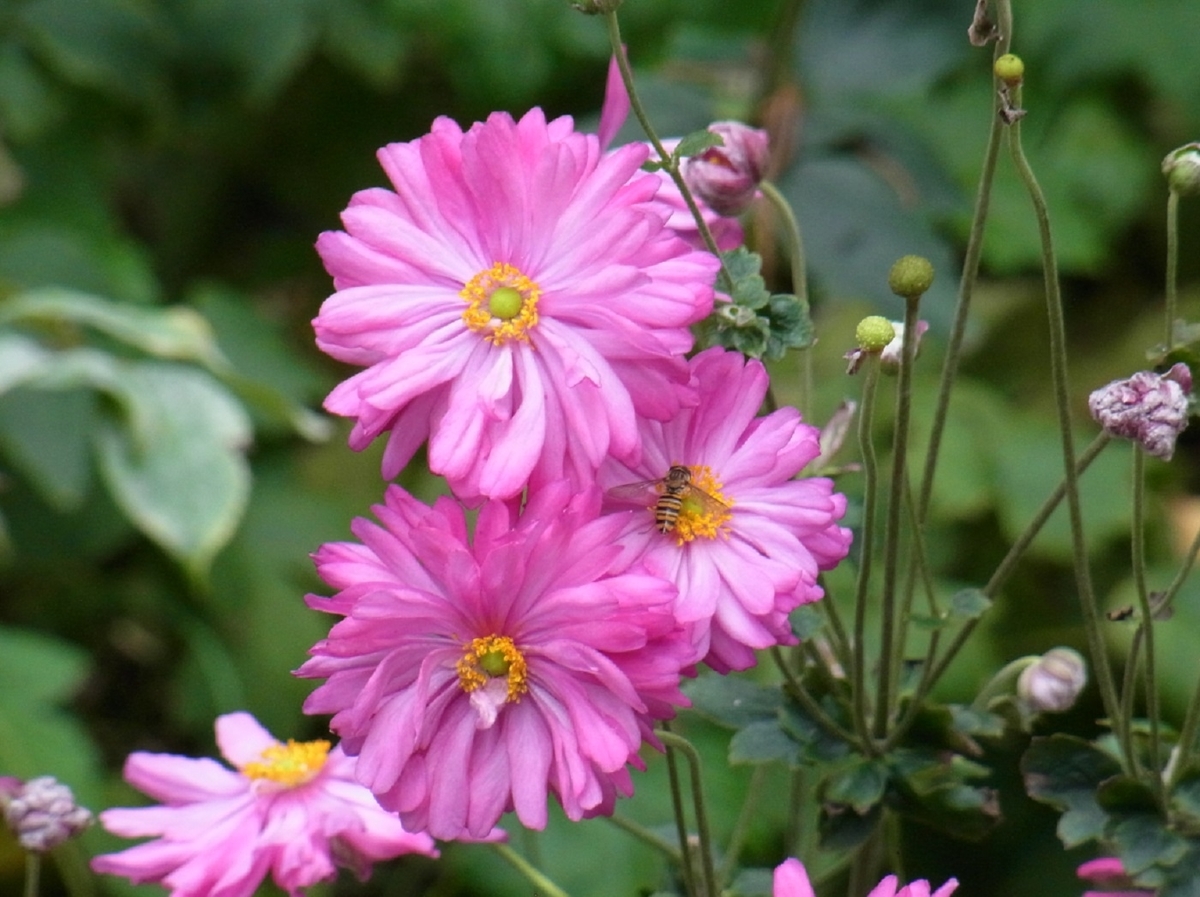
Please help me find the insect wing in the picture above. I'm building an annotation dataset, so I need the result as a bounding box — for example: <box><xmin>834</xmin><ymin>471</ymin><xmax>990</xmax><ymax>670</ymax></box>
<box><xmin>682</xmin><ymin>483</ymin><xmax>730</xmax><ymax>516</ymax></box>
<box><xmin>605</xmin><ymin>478</ymin><xmax>668</xmax><ymax>508</ymax></box>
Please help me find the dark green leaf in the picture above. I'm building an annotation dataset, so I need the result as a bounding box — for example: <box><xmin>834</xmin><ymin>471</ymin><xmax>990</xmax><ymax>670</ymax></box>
<box><xmin>729</xmin><ymin>720</ymin><xmax>800</xmax><ymax>766</ymax></box>
<box><xmin>821</xmin><ymin>758</ymin><xmax>889</xmax><ymax>814</ymax></box>
<box><xmin>0</xmin><ymin>386</ymin><xmax>94</xmax><ymax>511</ymax></box>
<box><xmin>1097</xmin><ymin>775</ymin><xmax>1162</xmax><ymax>814</ymax></box>
<box><xmin>791</xmin><ymin>604</ymin><xmax>824</xmax><ymax>640</ymax></box>
<box><xmin>1022</xmin><ymin>734</ymin><xmax>1123</xmax><ymax>848</ymax></box>
<box><xmin>683</xmin><ymin>674</ymin><xmax>782</xmax><ymax>729</ymax></box>
<box><xmin>1109</xmin><ymin>812</ymin><xmax>1188</xmax><ymax>877</ymax></box>
<box><xmin>1170</xmin><ymin>768</ymin><xmax>1200</xmax><ymax>829</ymax></box>
<box><xmin>728</xmin><ymin>868</ymin><xmax>773</xmax><ymax>897</ymax></box>
<box><xmin>819</xmin><ymin>800</ymin><xmax>881</xmax><ymax>852</ymax></box>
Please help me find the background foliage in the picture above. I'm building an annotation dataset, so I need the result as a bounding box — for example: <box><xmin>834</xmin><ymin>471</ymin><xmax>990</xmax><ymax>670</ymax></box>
<box><xmin>1</xmin><ymin>0</ymin><xmax>1198</xmax><ymax>894</ymax></box>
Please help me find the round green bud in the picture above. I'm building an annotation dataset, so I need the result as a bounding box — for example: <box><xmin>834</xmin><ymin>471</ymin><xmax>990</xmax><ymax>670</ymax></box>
<box><xmin>888</xmin><ymin>255</ymin><xmax>935</xmax><ymax>299</ymax></box>
<box><xmin>993</xmin><ymin>53</ymin><xmax>1025</xmax><ymax>85</ymax></box>
<box><xmin>488</xmin><ymin>286</ymin><xmax>524</xmax><ymax>320</ymax></box>
<box><xmin>1163</xmin><ymin>143</ymin><xmax>1200</xmax><ymax>197</ymax></box>
<box><xmin>856</xmin><ymin>316</ymin><xmax>896</xmax><ymax>353</ymax></box>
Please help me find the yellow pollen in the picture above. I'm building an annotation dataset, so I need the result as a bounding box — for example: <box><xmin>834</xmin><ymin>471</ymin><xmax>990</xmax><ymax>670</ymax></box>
<box><xmin>461</xmin><ymin>263</ymin><xmax>540</xmax><ymax>345</ymax></box>
<box><xmin>456</xmin><ymin>634</ymin><xmax>529</xmax><ymax>702</ymax></box>
<box><xmin>241</xmin><ymin>738</ymin><xmax>330</xmax><ymax>787</ymax></box>
<box><xmin>674</xmin><ymin>464</ymin><xmax>734</xmax><ymax>545</ymax></box>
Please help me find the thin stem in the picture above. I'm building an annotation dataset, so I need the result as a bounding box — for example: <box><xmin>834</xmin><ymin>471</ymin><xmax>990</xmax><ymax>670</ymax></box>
<box><xmin>663</xmin><ymin>728</ymin><xmax>698</xmax><ymax>897</ymax></box>
<box><xmin>875</xmin><ymin>294</ymin><xmax>921</xmax><ymax>738</ymax></box>
<box><xmin>915</xmin><ymin>21</ymin><xmax>1011</xmax><ymax>523</ymax></box>
<box><xmin>1118</xmin><ymin>626</ymin><xmax>1145</xmax><ymax>777</ymax></box>
<box><xmin>760</xmin><ymin>178</ymin><xmax>813</xmax><ymax>417</ymax></box>
<box><xmin>1005</xmin><ymin>88</ymin><xmax>1129</xmax><ymax>771</ymax></box>
<box><xmin>607</xmin><ymin>813</ymin><xmax>684</xmax><ymax>865</ymax></box>
<box><xmin>659</xmin><ymin>731</ymin><xmax>719</xmax><ymax>897</ymax></box>
<box><xmin>1166</xmin><ymin>189</ymin><xmax>1180</xmax><ymax>351</ymax></box>
<box><xmin>820</xmin><ymin>585</ymin><xmax>854</xmax><ymax>674</ymax></box>
<box><xmin>852</xmin><ymin>357</ymin><xmax>884</xmax><ymax>755</ymax></box>
<box><xmin>1131</xmin><ymin>449</ymin><xmax>1164</xmax><ymax>796</ymax></box>
<box><xmin>771</xmin><ymin>646</ymin><xmax>860</xmax><ymax>746</ymax></box>
<box><xmin>24</xmin><ymin>853</ymin><xmax>40</xmax><ymax>897</ymax></box>
<box><xmin>1155</xmin><ymin>503</ymin><xmax>1200</xmax><ymax>616</ymax></box>
<box><xmin>970</xmin><ymin>655</ymin><xmax>1039</xmax><ymax>710</ymax></box>
<box><xmin>884</xmin><ymin>433</ymin><xmax>1110</xmax><ymax>751</ymax></box>
<box><xmin>720</xmin><ymin>765</ymin><xmax>769</xmax><ymax>886</ymax></box>
<box><xmin>603</xmin><ymin>13</ymin><xmax>728</xmax><ymax>272</ymax></box>
<box><xmin>491</xmin><ymin>843</ymin><xmax>574</xmax><ymax>897</ymax></box>
<box><xmin>1169</xmin><ymin>664</ymin><xmax>1200</xmax><ymax>791</ymax></box>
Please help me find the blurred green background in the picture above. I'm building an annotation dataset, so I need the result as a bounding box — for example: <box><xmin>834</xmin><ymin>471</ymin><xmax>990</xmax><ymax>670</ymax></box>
<box><xmin>1</xmin><ymin>0</ymin><xmax>1198</xmax><ymax>894</ymax></box>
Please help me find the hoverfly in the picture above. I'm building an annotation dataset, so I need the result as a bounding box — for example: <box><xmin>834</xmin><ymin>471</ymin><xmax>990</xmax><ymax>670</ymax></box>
<box><xmin>608</xmin><ymin>464</ymin><xmax>730</xmax><ymax>534</ymax></box>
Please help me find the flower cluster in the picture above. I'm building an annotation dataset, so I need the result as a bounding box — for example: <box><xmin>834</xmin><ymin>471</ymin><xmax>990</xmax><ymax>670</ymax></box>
<box><xmin>774</xmin><ymin>858</ymin><xmax>958</xmax><ymax>897</ymax></box>
<box><xmin>297</xmin><ymin>84</ymin><xmax>851</xmax><ymax>842</ymax></box>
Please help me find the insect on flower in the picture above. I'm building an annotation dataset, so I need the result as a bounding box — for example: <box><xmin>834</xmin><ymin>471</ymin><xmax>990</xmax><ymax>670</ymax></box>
<box><xmin>608</xmin><ymin>464</ymin><xmax>730</xmax><ymax>534</ymax></box>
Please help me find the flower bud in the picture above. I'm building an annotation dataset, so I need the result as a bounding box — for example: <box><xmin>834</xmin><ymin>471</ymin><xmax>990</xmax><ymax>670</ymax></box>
<box><xmin>1088</xmin><ymin>363</ymin><xmax>1192</xmax><ymax>461</ymax></box>
<box><xmin>887</xmin><ymin>255</ymin><xmax>935</xmax><ymax>300</ymax></box>
<box><xmin>993</xmin><ymin>53</ymin><xmax>1024</xmax><ymax>85</ymax></box>
<box><xmin>3</xmin><ymin>776</ymin><xmax>93</xmax><ymax>852</ymax></box>
<box><xmin>1017</xmin><ymin>647</ymin><xmax>1087</xmax><ymax>713</ymax></box>
<box><xmin>1162</xmin><ymin>142</ymin><xmax>1200</xmax><ymax>197</ymax></box>
<box><xmin>855</xmin><ymin>316</ymin><xmax>895</xmax><ymax>353</ymax></box>
<box><xmin>681</xmin><ymin>122</ymin><xmax>770</xmax><ymax>217</ymax></box>
<box><xmin>879</xmin><ymin>320</ymin><xmax>930</xmax><ymax>374</ymax></box>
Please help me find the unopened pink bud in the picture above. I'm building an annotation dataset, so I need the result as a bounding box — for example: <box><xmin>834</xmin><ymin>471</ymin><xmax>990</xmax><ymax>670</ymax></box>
<box><xmin>1017</xmin><ymin>647</ymin><xmax>1087</xmax><ymax>713</ymax></box>
<box><xmin>682</xmin><ymin>122</ymin><xmax>770</xmax><ymax>216</ymax></box>
<box><xmin>3</xmin><ymin>776</ymin><xmax>93</xmax><ymax>852</ymax></box>
<box><xmin>1088</xmin><ymin>363</ymin><xmax>1192</xmax><ymax>460</ymax></box>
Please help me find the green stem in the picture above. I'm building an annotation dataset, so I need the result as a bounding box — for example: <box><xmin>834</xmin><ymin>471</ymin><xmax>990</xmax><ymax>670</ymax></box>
<box><xmin>1005</xmin><ymin>85</ymin><xmax>1129</xmax><ymax>771</ymax></box>
<box><xmin>720</xmin><ymin>765</ymin><xmax>769</xmax><ymax>887</ymax></box>
<box><xmin>970</xmin><ymin>655</ymin><xmax>1040</xmax><ymax>710</ymax></box>
<box><xmin>1166</xmin><ymin>189</ymin><xmax>1180</xmax><ymax>351</ymax></box>
<box><xmin>915</xmin><ymin>18</ymin><xmax>1011</xmax><ymax>523</ymax></box>
<box><xmin>1154</xmin><ymin>502</ymin><xmax>1200</xmax><ymax>617</ymax></box>
<box><xmin>606</xmin><ymin>813</ymin><xmax>684</xmax><ymax>865</ymax></box>
<box><xmin>491</xmin><ymin>843</ymin><xmax>574</xmax><ymax>897</ymax></box>
<box><xmin>852</xmin><ymin>356</ymin><xmax>884</xmax><ymax>755</ymax></box>
<box><xmin>875</xmin><ymin>294</ymin><xmax>921</xmax><ymax>738</ymax></box>
<box><xmin>24</xmin><ymin>853</ymin><xmax>40</xmax><ymax>897</ymax></box>
<box><xmin>603</xmin><ymin>12</ymin><xmax>728</xmax><ymax>273</ymax></box>
<box><xmin>663</xmin><ymin>727</ymin><xmax>698</xmax><ymax>897</ymax></box>
<box><xmin>659</xmin><ymin>731</ymin><xmax>719</xmax><ymax>897</ymax></box>
<box><xmin>771</xmin><ymin>647</ymin><xmax>860</xmax><ymax>745</ymax></box>
<box><xmin>1169</xmin><ymin>664</ymin><xmax>1200</xmax><ymax>791</ymax></box>
<box><xmin>1131</xmin><ymin>448</ymin><xmax>1165</xmax><ymax>795</ymax></box>
<box><xmin>884</xmin><ymin>433</ymin><xmax>1110</xmax><ymax>751</ymax></box>
<box><xmin>760</xmin><ymin>178</ymin><xmax>814</xmax><ymax>416</ymax></box>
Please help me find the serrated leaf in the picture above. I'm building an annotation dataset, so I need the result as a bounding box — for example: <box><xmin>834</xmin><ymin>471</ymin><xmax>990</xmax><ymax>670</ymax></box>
<box><xmin>94</xmin><ymin>361</ymin><xmax>252</xmax><ymax>578</ymax></box>
<box><xmin>729</xmin><ymin>719</ymin><xmax>800</xmax><ymax>766</ymax></box>
<box><xmin>1022</xmin><ymin>734</ymin><xmax>1123</xmax><ymax>848</ymax></box>
<box><xmin>1170</xmin><ymin>769</ymin><xmax>1200</xmax><ymax>828</ymax></box>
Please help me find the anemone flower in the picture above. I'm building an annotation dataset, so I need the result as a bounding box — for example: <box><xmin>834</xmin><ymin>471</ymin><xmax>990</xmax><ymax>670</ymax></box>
<box><xmin>91</xmin><ymin>712</ymin><xmax>437</xmax><ymax>897</ymax></box>
<box><xmin>598</xmin><ymin>347</ymin><xmax>852</xmax><ymax>672</ymax></box>
<box><xmin>297</xmin><ymin>482</ymin><xmax>694</xmax><ymax>841</ymax></box>
<box><xmin>773</xmin><ymin>859</ymin><xmax>958</xmax><ymax>897</ymax></box>
<box><xmin>314</xmin><ymin>107</ymin><xmax>718</xmax><ymax>501</ymax></box>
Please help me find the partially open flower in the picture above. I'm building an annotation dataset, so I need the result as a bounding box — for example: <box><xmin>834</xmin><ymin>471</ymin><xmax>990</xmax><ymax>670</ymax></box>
<box><xmin>1017</xmin><ymin>647</ymin><xmax>1087</xmax><ymax>713</ymax></box>
<box><xmin>879</xmin><ymin>320</ymin><xmax>930</xmax><ymax>374</ymax></box>
<box><xmin>1077</xmin><ymin>857</ymin><xmax>1154</xmax><ymax>897</ymax></box>
<box><xmin>3</xmin><ymin>776</ymin><xmax>93</xmax><ymax>853</ymax></box>
<box><xmin>1088</xmin><ymin>363</ymin><xmax>1192</xmax><ymax>460</ymax></box>
<box><xmin>682</xmin><ymin>122</ymin><xmax>770</xmax><ymax>217</ymax></box>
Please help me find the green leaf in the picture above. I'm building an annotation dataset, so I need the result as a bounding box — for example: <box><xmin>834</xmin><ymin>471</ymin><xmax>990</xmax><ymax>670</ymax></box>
<box><xmin>729</xmin><ymin>720</ymin><xmax>801</xmax><ymax>766</ymax></box>
<box><xmin>1022</xmin><ymin>734</ymin><xmax>1123</xmax><ymax>848</ymax></box>
<box><xmin>1097</xmin><ymin>775</ymin><xmax>1162</xmax><ymax>815</ymax></box>
<box><xmin>1170</xmin><ymin>768</ymin><xmax>1200</xmax><ymax>830</ymax></box>
<box><xmin>0</xmin><ymin>386</ymin><xmax>95</xmax><ymax>510</ymax></box>
<box><xmin>791</xmin><ymin>604</ymin><xmax>824</xmax><ymax>640</ymax></box>
<box><xmin>683</xmin><ymin>673</ymin><xmax>783</xmax><ymax>729</ymax></box>
<box><xmin>94</xmin><ymin>361</ymin><xmax>252</xmax><ymax>578</ymax></box>
<box><xmin>819</xmin><ymin>800</ymin><xmax>881</xmax><ymax>852</ymax></box>
<box><xmin>821</xmin><ymin>758</ymin><xmax>889</xmax><ymax>814</ymax></box>
<box><xmin>673</xmin><ymin>128</ymin><xmax>722</xmax><ymax>160</ymax></box>
<box><xmin>1109</xmin><ymin>812</ymin><xmax>1188</xmax><ymax>877</ymax></box>
<box><xmin>949</xmin><ymin>588</ymin><xmax>991</xmax><ymax>620</ymax></box>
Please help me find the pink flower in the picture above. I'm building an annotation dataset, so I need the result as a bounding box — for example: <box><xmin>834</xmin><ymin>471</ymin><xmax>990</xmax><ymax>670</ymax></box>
<box><xmin>1077</xmin><ymin>857</ymin><xmax>1154</xmax><ymax>897</ymax></box>
<box><xmin>598</xmin><ymin>56</ymin><xmax>744</xmax><ymax>252</ymax></box>
<box><xmin>1088</xmin><ymin>363</ymin><xmax>1192</xmax><ymax>461</ymax></box>
<box><xmin>314</xmin><ymin>106</ymin><xmax>718</xmax><ymax>500</ymax></box>
<box><xmin>90</xmin><ymin>712</ymin><xmax>437</xmax><ymax>897</ymax></box>
<box><xmin>682</xmin><ymin>121</ymin><xmax>770</xmax><ymax>217</ymax></box>
<box><xmin>598</xmin><ymin>348</ymin><xmax>852</xmax><ymax>672</ymax></box>
<box><xmin>772</xmin><ymin>859</ymin><xmax>958</xmax><ymax>897</ymax></box>
<box><xmin>297</xmin><ymin>482</ymin><xmax>694</xmax><ymax>841</ymax></box>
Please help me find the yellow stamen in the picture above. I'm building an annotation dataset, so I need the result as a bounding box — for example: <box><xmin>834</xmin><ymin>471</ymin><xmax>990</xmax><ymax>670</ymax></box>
<box><xmin>242</xmin><ymin>739</ymin><xmax>330</xmax><ymax>787</ymax></box>
<box><xmin>674</xmin><ymin>464</ymin><xmax>734</xmax><ymax>545</ymax></box>
<box><xmin>456</xmin><ymin>634</ymin><xmax>528</xmax><ymax>702</ymax></box>
<box><xmin>461</xmin><ymin>263</ymin><xmax>540</xmax><ymax>345</ymax></box>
